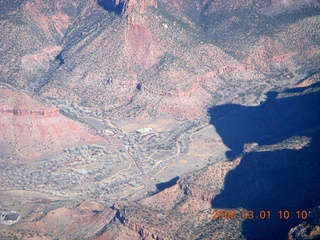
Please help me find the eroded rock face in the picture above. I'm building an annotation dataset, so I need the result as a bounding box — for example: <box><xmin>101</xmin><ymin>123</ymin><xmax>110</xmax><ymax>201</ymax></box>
<box><xmin>122</xmin><ymin>0</ymin><xmax>157</xmax><ymax>16</ymax></box>
<box><xmin>288</xmin><ymin>206</ymin><xmax>320</xmax><ymax>240</ymax></box>
<box><xmin>2</xmin><ymin>0</ymin><xmax>320</xmax><ymax>120</ymax></box>
<box><xmin>0</xmin><ymin>88</ymin><xmax>104</xmax><ymax>162</ymax></box>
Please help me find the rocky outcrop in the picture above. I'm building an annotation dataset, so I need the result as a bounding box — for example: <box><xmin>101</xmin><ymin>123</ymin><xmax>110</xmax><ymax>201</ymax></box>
<box><xmin>120</xmin><ymin>214</ymin><xmax>167</xmax><ymax>240</ymax></box>
<box><xmin>288</xmin><ymin>206</ymin><xmax>320</xmax><ymax>240</ymax></box>
<box><xmin>121</xmin><ymin>0</ymin><xmax>157</xmax><ymax>17</ymax></box>
<box><xmin>116</xmin><ymin>158</ymin><xmax>243</xmax><ymax>239</ymax></box>
<box><xmin>178</xmin><ymin>158</ymin><xmax>241</xmax><ymax>203</ymax></box>
<box><xmin>7</xmin><ymin>204</ymin><xmax>118</xmax><ymax>240</ymax></box>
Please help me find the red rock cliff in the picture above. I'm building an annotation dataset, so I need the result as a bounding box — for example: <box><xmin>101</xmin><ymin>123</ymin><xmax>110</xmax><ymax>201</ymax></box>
<box><xmin>121</xmin><ymin>0</ymin><xmax>157</xmax><ymax>16</ymax></box>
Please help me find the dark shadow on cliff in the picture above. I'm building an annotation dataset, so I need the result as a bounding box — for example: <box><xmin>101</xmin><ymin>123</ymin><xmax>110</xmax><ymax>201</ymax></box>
<box><xmin>209</xmin><ymin>83</ymin><xmax>320</xmax><ymax>159</ymax></box>
<box><xmin>156</xmin><ymin>176</ymin><xmax>179</xmax><ymax>191</ymax></box>
<box><xmin>209</xmin><ymin>83</ymin><xmax>320</xmax><ymax>240</ymax></box>
<box><xmin>55</xmin><ymin>52</ymin><xmax>65</xmax><ymax>66</ymax></box>
<box><xmin>97</xmin><ymin>0</ymin><xmax>124</xmax><ymax>14</ymax></box>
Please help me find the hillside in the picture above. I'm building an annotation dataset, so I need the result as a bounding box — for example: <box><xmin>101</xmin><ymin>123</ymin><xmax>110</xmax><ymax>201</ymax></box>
<box><xmin>0</xmin><ymin>0</ymin><xmax>320</xmax><ymax>239</ymax></box>
<box><xmin>0</xmin><ymin>86</ymin><xmax>105</xmax><ymax>162</ymax></box>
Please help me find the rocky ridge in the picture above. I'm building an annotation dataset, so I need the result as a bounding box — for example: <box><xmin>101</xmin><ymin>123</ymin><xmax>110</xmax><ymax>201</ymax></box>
<box><xmin>289</xmin><ymin>206</ymin><xmax>320</xmax><ymax>240</ymax></box>
<box><xmin>122</xmin><ymin>0</ymin><xmax>157</xmax><ymax>17</ymax></box>
<box><xmin>0</xmin><ymin>87</ymin><xmax>105</xmax><ymax>162</ymax></box>
<box><xmin>3</xmin><ymin>0</ymin><xmax>319</xmax><ymax>119</ymax></box>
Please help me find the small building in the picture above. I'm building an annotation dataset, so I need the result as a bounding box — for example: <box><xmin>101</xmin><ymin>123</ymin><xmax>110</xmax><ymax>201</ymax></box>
<box><xmin>136</xmin><ymin>128</ymin><xmax>153</xmax><ymax>135</ymax></box>
<box><xmin>102</xmin><ymin>129</ymin><xmax>115</xmax><ymax>136</ymax></box>
<box><xmin>1</xmin><ymin>212</ymin><xmax>20</xmax><ymax>225</ymax></box>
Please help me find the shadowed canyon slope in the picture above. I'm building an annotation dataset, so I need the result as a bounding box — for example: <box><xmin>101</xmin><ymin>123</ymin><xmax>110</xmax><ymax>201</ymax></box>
<box><xmin>1</xmin><ymin>0</ymin><xmax>320</xmax><ymax>119</ymax></box>
<box><xmin>110</xmin><ymin>81</ymin><xmax>320</xmax><ymax>239</ymax></box>
<box><xmin>210</xmin><ymin>81</ymin><xmax>320</xmax><ymax>239</ymax></box>
<box><xmin>6</xmin><ymin>80</ymin><xmax>317</xmax><ymax>240</ymax></box>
